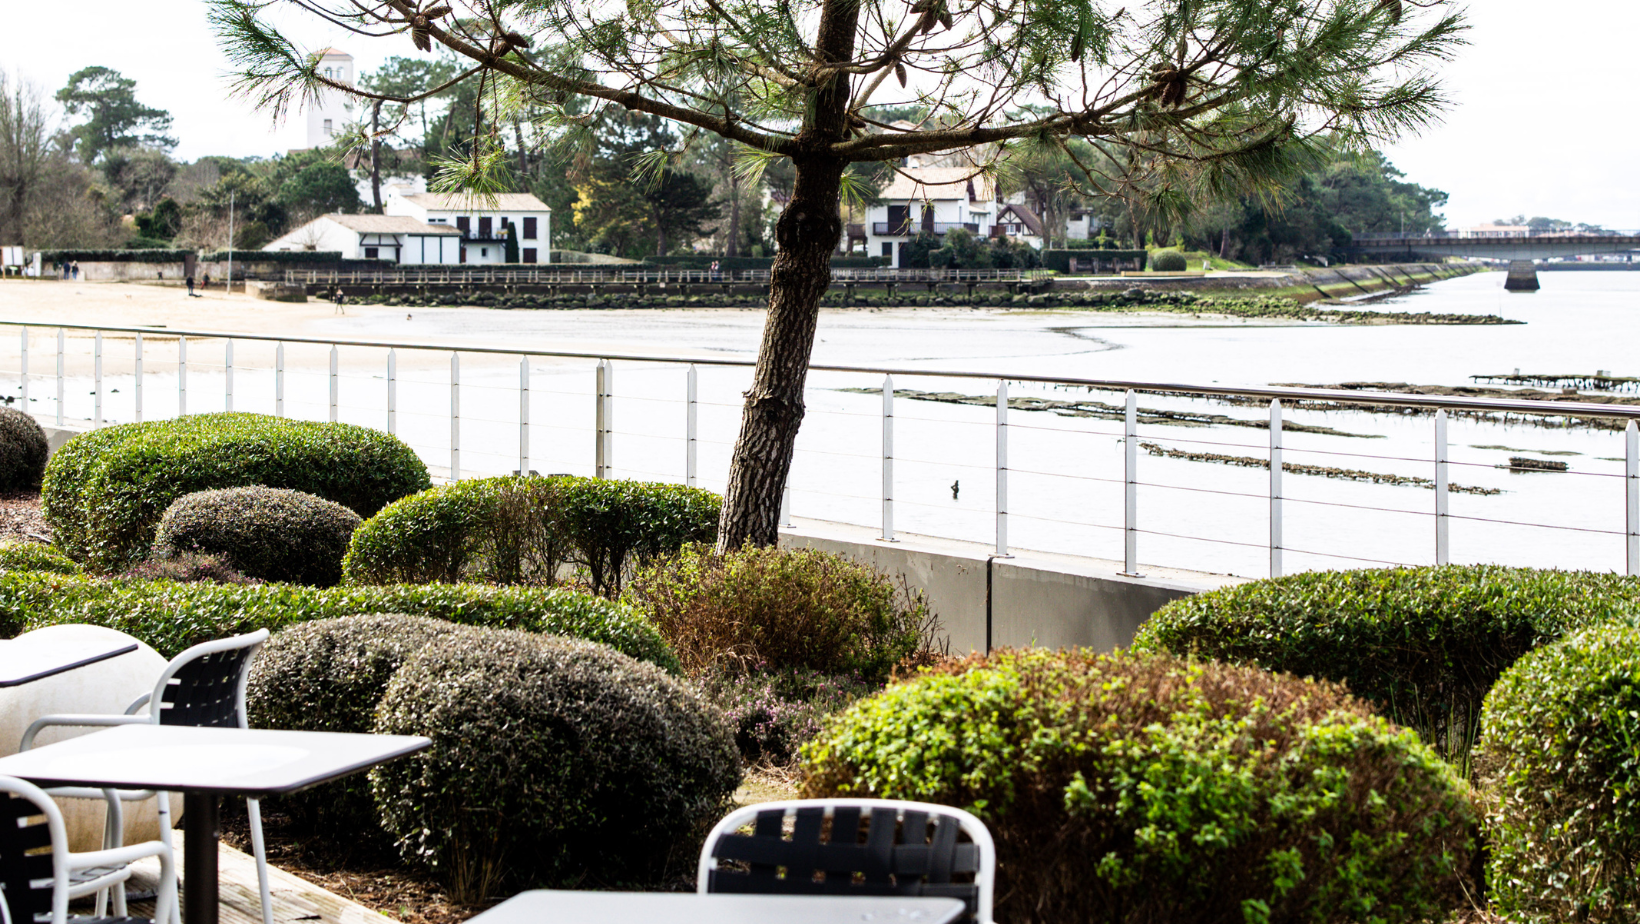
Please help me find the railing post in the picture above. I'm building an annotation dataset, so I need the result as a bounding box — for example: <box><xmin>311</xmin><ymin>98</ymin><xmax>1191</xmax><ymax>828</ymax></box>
<box><xmin>177</xmin><ymin>335</ymin><xmax>187</xmax><ymax>417</ymax></box>
<box><xmin>1627</xmin><ymin>421</ymin><xmax>1638</xmax><ymax>576</ymax></box>
<box><xmin>1270</xmin><ymin>399</ymin><xmax>1283</xmax><ymax>577</ymax></box>
<box><xmin>55</xmin><ymin>328</ymin><xmax>64</xmax><ymax>426</ymax></box>
<box><xmin>882</xmin><ymin>375</ymin><xmax>896</xmax><ymax>542</ymax></box>
<box><xmin>385</xmin><ymin>349</ymin><xmax>395</xmax><ymax>434</ymax></box>
<box><xmin>995</xmin><ymin>380</ymin><xmax>1009</xmax><ymax>557</ymax></box>
<box><xmin>595</xmin><ymin>360</ymin><xmax>613</xmax><ymax>478</ymax></box>
<box><xmin>781</xmin><ymin>480</ymin><xmax>793</xmax><ymax>528</ymax></box>
<box><xmin>1122</xmin><ymin>389</ymin><xmax>1142</xmax><ymax>576</ymax></box>
<box><xmin>224</xmin><ymin>339</ymin><xmax>233</xmax><ymax>412</ymax></box>
<box><xmin>328</xmin><ymin>345</ymin><xmax>339</xmax><ymax>423</ymax></box>
<box><xmin>275</xmin><ymin>343</ymin><xmax>285</xmax><ymax>417</ymax></box>
<box><xmin>1435</xmin><ymin>410</ymin><xmax>1450</xmax><ymax>565</ymax></box>
<box><xmin>685</xmin><ymin>364</ymin><xmax>698</xmax><ymax>487</ymax></box>
<box><xmin>518</xmin><ymin>356</ymin><xmax>530</xmax><ymax>475</ymax></box>
<box><xmin>93</xmin><ymin>331</ymin><xmax>102</xmax><ymax>426</ymax></box>
<box><xmin>132</xmin><ymin>332</ymin><xmax>142</xmax><ymax>421</ymax></box>
<box><xmin>450</xmin><ymin>352</ymin><xmax>461</xmax><ymax>480</ymax></box>
<box><xmin>18</xmin><ymin>328</ymin><xmax>26</xmax><ymax>408</ymax></box>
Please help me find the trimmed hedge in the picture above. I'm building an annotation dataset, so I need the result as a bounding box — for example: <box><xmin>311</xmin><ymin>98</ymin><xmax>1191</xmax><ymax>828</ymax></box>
<box><xmin>1150</xmin><ymin>248</ymin><xmax>1189</xmax><ymax>272</ymax></box>
<box><xmin>1477</xmin><ymin>621</ymin><xmax>1640</xmax><ymax>921</ymax></box>
<box><xmin>802</xmin><ymin>649</ymin><xmax>1477</xmax><ymax>924</ymax></box>
<box><xmin>623</xmin><ymin>545</ymin><xmax>933</xmax><ymax>681</ymax></box>
<box><xmin>1132</xmin><ymin>566</ymin><xmax>1640</xmax><ymax>772</ymax></box>
<box><xmin>200</xmin><ymin>250</ymin><xmax>343</xmax><ymax>263</ymax></box>
<box><xmin>372</xmin><ymin>630</ymin><xmax>740</xmax><ymax>898</ymax></box>
<box><xmin>1040</xmin><ymin>248</ymin><xmax>1147</xmax><ymax>272</ymax></box>
<box><xmin>0</xmin><ymin>408</ymin><xmax>48</xmax><ymax>490</ymax></box>
<box><xmin>37</xmin><ymin>250</ymin><xmax>193</xmax><ymax>263</ymax></box>
<box><xmin>0</xmin><ymin>542</ymin><xmax>81</xmax><ymax>575</ymax></box>
<box><xmin>343</xmin><ymin>476</ymin><xmax>719</xmax><ymax>596</ymax></box>
<box><xmin>154</xmin><ymin>487</ymin><xmax>361</xmax><ymax>586</ymax></box>
<box><xmin>0</xmin><ymin>570</ymin><xmax>677</xmax><ymax>669</ymax></box>
<box><xmin>248</xmin><ymin>614</ymin><xmax>474</xmax><ymax>837</ymax></box>
<box><xmin>42</xmin><ymin>413</ymin><xmax>430</xmax><ymax>573</ymax></box>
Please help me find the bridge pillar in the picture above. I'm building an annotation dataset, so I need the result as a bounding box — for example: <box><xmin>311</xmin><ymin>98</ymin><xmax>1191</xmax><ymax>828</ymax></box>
<box><xmin>1504</xmin><ymin>260</ymin><xmax>1540</xmax><ymax>292</ymax></box>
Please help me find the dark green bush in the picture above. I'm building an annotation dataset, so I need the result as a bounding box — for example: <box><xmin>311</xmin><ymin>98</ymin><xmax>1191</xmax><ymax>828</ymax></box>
<box><xmin>1132</xmin><ymin>566</ymin><xmax>1640</xmax><ymax>772</ymax></box>
<box><xmin>122</xmin><ymin>553</ymin><xmax>257</xmax><ymax>585</ymax></box>
<box><xmin>549</xmin><ymin>478</ymin><xmax>719</xmax><ymax>595</ymax></box>
<box><xmin>248</xmin><ymin>614</ymin><xmax>474</xmax><ymax>838</ymax></box>
<box><xmin>0</xmin><ymin>570</ymin><xmax>676</xmax><ymax>669</ymax></box>
<box><xmin>703</xmin><ymin>667</ymin><xmax>875</xmax><ymax>768</ymax></box>
<box><xmin>0</xmin><ymin>407</ymin><xmax>48</xmax><ymax>490</ymax></box>
<box><xmin>802</xmin><ymin>649</ymin><xmax>1477</xmax><ymax>924</ymax></box>
<box><xmin>371</xmin><ymin>630</ymin><xmax>740</xmax><ymax>899</ymax></box>
<box><xmin>342</xmin><ymin>476</ymin><xmax>569</xmax><ymax>585</ymax></box>
<box><xmin>1476</xmin><ymin>621</ymin><xmax>1640</xmax><ymax>922</ymax></box>
<box><xmin>41</xmin><ymin>413</ymin><xmax>430</xmax><ymax>572</ymax></box>
<box><xmin>153</xmin><ymin>486</ymin><xmax>361</xmax><ymax>586</ymax></box>
<box><xmin>0</xmin><ymin>542</ymin><xmax>81</xmax><ymax>575</ymax></box>
<box><xmin>1150</xmin><ymin>249</ymin><xmax>1189</xmax><ymax>272</ymax></box>
<box><xmin>623</xmin><ymin>544</ymin><xmax>933</xmax><ymax>681</ymax></box>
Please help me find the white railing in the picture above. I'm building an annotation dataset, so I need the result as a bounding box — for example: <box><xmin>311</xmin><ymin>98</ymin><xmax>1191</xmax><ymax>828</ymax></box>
<box><xmin>3</xmin><ymin>319</ymin><xmax>1637</xmax><ymax>578</ymax></box>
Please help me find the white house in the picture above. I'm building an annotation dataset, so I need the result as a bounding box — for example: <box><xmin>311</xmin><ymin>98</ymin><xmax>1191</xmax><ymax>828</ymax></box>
<box><xmin>384</xmin><ymin>190</ymin><xmax>552</xmax><ymax>264</ymax></box>
<box><xmin>992</xmin><ymin>201</ymin><xmax>1045</xmax><ymax>250</ymax></box>
<box><xmin>864</xmin><ymin>167</ymin><xmax>997</xmax><ymax>268</ymax></box>
<box><xmin>262</xmin><ymin>214</ymin><xmax>462</xmax><ymax>263</ymax></box>
<box><xmin>305</xmin><ymin>49</ymin><xmax>356</xmax><ymax>149</ymax></box>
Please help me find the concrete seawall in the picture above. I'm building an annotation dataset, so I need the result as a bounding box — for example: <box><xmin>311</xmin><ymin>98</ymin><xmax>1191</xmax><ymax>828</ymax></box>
<box><xmin>1060</xmin><ymin>262</ymin><xmax>1476</xmax><ymax>299</ymax></box>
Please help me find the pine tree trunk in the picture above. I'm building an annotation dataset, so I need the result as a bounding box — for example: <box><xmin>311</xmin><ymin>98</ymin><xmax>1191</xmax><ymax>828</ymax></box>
<box><xmin>726</xmin><ymin>169</ymin><xmax>741</xmax><ymax>258</ymax></box>
<box><xmin>714</xmin><ymin>157</ymin><xmax>844</xmax><ymax>550</ymax></box>
<box><xmin>369</xmin><ymin>101</ymin><xmax>383</xmax><ymax>212</ymax></box>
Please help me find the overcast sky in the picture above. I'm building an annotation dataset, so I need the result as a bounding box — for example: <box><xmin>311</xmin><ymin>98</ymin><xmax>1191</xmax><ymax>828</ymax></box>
<box><xmin>2</xmin><ymin>1</ymin><xmax>1634</xmax><ymax>229</ymax></box>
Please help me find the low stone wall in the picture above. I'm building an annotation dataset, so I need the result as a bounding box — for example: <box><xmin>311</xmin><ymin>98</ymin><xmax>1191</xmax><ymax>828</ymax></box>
<box><xmin>1063</xmin><ymin>262</ymin><xmax>1473</xmax><ymax>296</ymax></box>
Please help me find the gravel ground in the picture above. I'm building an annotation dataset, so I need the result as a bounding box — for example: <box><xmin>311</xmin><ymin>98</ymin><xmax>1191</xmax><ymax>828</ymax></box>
<box><xmin>0</xmin><ymin>491</ymin><xmax>48</xmax><ymax>543</ymax></box>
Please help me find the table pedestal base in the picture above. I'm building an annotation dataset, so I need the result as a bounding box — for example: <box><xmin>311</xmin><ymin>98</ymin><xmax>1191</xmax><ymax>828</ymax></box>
<box><xmin>183</xmin><ymin>792</ymin><xmax>221</xmax><ymax>924</ymax></box>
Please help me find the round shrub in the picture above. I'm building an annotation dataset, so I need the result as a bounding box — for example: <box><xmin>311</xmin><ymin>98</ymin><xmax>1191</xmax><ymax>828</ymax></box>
<box><xmin>623</xmin><ymin>544</ymin><xmax>933</xmax><ymax>681</ymax></box>
<box><xmin>122</xmin><ymin>553</ymin><xmax>257</xmax><ymax>585</ymax></box>
<box><xmin>153</xmin><ymin>487</ymin><xmax>361</xmax><ymax>586</ymax></box>
<box><xmin>343</xmin><ymin>476</ymin><xmax>569</xmax><ymax>585</ymax></box>
<box><xmin>0</xmin><ymin>407</ymin><xmax>49</xmax><ymax>490</ymax></box>
<box><xmin>1476</xmin><ymin>621</ymin><xmax>1640</xmax><ymax>921</ymax></box>
<box><xmin>1132</xmin><ymin>566</ymin><xmax>1640</xmax><ymax>771</ymax></box>
<box><xmin>0</xmin><ymin>541</ymin><xmax>81</xmax><ymax>575</ymax></box>
<box><xmin>802</xmin><ymin>649</ymin><xmax>1477</xmax><ymax>924</ymax></box>
<box><xmin>550</xmin><ymin>478</ymin><xmax>720</xmax><ymax>595</ymax></box>
<box><xmin>41</xmin><ymin>413</ymin><xmax>430</xmax><ymax>573</ymax></box>
<box><xmin>371</xmin><ymin>630</ymin><xmax>740</xmax><ymax>899</ymax></box>
<box><xmin>1150</xmin><ymin>248</ymin><xmax>1189</xmax><ymax>272</ymax></box>
<box><xmin>248</xmin><ymin>614</ymin><xmax>473</xmax><ymax>836</ymax></box>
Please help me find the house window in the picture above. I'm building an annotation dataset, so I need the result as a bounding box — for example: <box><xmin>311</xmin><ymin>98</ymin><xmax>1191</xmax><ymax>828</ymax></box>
<box><xmin>523</xmin><ymin>217</ymin><xmax>537</xmax><ymax>240</ymax></box>
<box><xmin>881</xmin><ymin>242</ymin><xmax>892</xmax><ymax>257</ymax></box>
<box><xmin>478</xmin><ymin>217</ymin><xmax>493</xmax><ymax>238</ymax></box>
<box><xmin>323</xmin><ymin>119</ymin><xmax>333</xmax><ymax>135</ymax></box>
<box><xmin>456</xmin><ymin>216</ymin><xmax>470</xmax><ymax>235</ymax></box>
<box><xmin>523</xmin><ymin>248</ymin><xmax>538</xmax><ymax>264</ymax></box>
<box><xmin>481</xmin><ymin>248</ymin><xmax>488</xmax><ymax>258</ymax></box>
<box><xmin>364</xmin><ymin>247</ymin><xmax>378</xmax><ymax>258</ymax></box>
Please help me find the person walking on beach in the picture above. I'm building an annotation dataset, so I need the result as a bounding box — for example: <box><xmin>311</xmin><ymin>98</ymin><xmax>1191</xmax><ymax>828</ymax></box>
<box><xmin>186</xmin><ymin>275</ymin><xmax>198</xmax><ymax>297</ymax></box>
<box><xmin>332</xmin><ymin>289</ymin><xmax>347</xmax><ymax>314</ymax></box>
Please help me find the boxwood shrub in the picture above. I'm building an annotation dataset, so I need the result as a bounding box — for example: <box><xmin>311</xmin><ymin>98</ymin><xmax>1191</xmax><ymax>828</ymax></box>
<box><xmin>623</xmin><ymin>544</ymin><xmax>933</xmax><ymax>681</ymax></box>
<box><xmin>1150</xmin><ymin>248</ymin><xmax>1189</xmax><ymax>272</ymax></box>
<box><xmin>0</xmin><ymin>407</ymin><xmax>48</xmax><ymax>490</ymax></box>
<box><xmin>1476</xmin><ymin>621</ymin><xmax>1640</xmax><ymax>922</ymax></box>
<box><xmin>344</xmin><ymin>475</ymin><xmax>719</xmax><ymax>596</ymax></box>
<box><xmin>41</xmin><ymin>413</ymin><xmax>430</xmax><ymax>573</ymax></box>
<box><xmin>0</xmin><ymin>570</ymin><xmax>676</xmax><ymax>670</ymax></box>
<box><xmin>0</xmin><ymin>542</ymin><xmax>81</xmax><ymax>575</ymax></box>
<box><xmin>154</xmin><ymin>487</ymin><xmax>362</xmax><ymax>586</ymax></box>
<box><xmin>371</xmin><ymin>630</ymin><xmax>740</xmax><ymax>899</ymax></box>
<box><xmin>802</xmin><ymin>649</ymin><xmax>1477</xmax><ymax>924</ymax></box>
<box><xmin>1132</xmin><ymin>566</ymin><xmax>1640</xmax><ymax>772</ymax></box>
<box><xmin>247</xmin><ymin>614</ymin><xmax>475</xmax><ymax>838</ymax></box>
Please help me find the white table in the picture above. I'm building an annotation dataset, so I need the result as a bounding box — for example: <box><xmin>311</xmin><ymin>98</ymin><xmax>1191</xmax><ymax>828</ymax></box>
<box><xmin>0</xmin><ymin>635</ymin><xmax>138</xmax><ymax>686</ymax></box>
<box><xmin>468</xmin><ymin>889</ymin><xmax>967</xmax><ymax>924</ymax></box>
<box><xmin>0</xmin><ymin>724</ymin><xmax>430</xmax><ymax>924</ymax></box>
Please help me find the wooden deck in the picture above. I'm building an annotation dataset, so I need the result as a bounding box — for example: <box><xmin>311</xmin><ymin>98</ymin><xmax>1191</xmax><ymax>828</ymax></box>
<box><xmin>122</xmin><ymin>832</ymin><xmax>397</xmax><ymax>924</ymax></box>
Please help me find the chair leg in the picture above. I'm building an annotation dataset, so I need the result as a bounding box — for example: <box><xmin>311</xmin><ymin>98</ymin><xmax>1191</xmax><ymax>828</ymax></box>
<box><xmin>108</xmin><ymin>793</ymin><xmax>129</xmax><ymax>917</ymax></box>
<box><xmin>157</xmin><ymin>792</ymin><xmax>181</xmax><ymax>924</ymax></box>
<box><xmin>247</xmin><ymin>798</ymin><xmax>273</xmax><ymax>924</ymax></box>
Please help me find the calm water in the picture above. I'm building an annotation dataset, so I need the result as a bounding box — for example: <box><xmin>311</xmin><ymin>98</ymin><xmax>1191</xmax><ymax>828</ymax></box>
<box><xmin>28</xmin><ymin>270</ymin><xmax>1640</xmax><ymax>578</ymax></box>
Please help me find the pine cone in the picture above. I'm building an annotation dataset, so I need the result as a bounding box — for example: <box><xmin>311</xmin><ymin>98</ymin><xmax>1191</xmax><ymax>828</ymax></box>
<box><xmin>411</xmin><ymin>18</ymin><xmax>431</xmax><ymax>51</ymax></box>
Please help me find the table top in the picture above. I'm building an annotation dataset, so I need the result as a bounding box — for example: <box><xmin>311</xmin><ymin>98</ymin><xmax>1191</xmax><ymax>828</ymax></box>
<box><xmin>467</xmin><ymin>890</ymin><xmax>966</xmax><ymax>924</ymax></box>
<box><xmin>0</xmin><ymin>725</ymin><xmax>431</xmax><ymax>796</ymax></box>
<box><xmin>0</xmin><ymin>636</ymin><xmax>139</xmax><ymax>687</ymax></box>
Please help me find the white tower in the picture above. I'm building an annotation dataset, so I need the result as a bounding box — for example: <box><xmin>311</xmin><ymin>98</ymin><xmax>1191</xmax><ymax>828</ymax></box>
<box><xmin>305</xmin><ymin>49</ymin><xmax>355</xmax><ymax>149</ymax></box>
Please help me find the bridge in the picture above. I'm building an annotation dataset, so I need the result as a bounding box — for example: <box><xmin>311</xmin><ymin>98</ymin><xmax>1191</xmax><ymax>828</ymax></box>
<box><xmin>1349</xmin><ymin>234</ymin><xmax>1640</xmax><ymax>261</ymax></box>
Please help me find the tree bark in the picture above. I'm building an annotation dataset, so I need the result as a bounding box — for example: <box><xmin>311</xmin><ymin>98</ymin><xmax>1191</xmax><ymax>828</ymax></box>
<box><xmin>726</xmin><ymin>168</ymin><xmax>741</xmax><ymax>258</ymax></box>
<box><xmin>369</xmin><ymin>100</ymin><xmax>383</xmax><ymax>212</ymax></box>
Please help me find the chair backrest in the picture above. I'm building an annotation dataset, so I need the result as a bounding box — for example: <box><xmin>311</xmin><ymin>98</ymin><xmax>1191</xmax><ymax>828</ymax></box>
<box><xmin>0</xmin><ymin>777</ymin><xmax>69</xmax><ymax>924</ymax></box>
<box><xmin>150</xmin><ymin>630</ymin><xmax>270</xmax><ymax>730</ymax></box>
<box><xmin>698</xmin><ymin>799</ymin><xmax>995</xmax><ymax>924</ymax></box>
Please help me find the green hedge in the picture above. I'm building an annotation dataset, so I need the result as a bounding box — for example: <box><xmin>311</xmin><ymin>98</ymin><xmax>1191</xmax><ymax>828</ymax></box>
<box><xmin>42</xmin><ymin>413</ymin><xmax>430</xmax><ymax>573</ymax></box>
<box><xmin>1040</xmin><ymin>249</ymin><xmax>1147</xmax><ymax>272</ymax></box>
<box><xmin>642</xmin><ymin>255</ymin><xmax>773</xmax><ymax>271</ymax></box>
<box><xmin>36</xmin><ymin>250</ymin><xmax>195</xmax><ymax>263</ymax></box>
<box><xmin>802</xmin><ymin>649</ymin><xmax>1477</xmax><ymax>924</ymax></box>
<box><xmin>1477</xmin><ymin>621</ymin><xmax>1640</xmax><ymax>921</ymax></box>
<box><xmin>1151</xmin><ymin>248</ymin><xmax>1189</xmax><ymax>272</ymax></box>
<box><xmin>0</xmin><ymin>542</ymin><xmax>80</xmax><ymax>575</ymax></box>
<box><xmin>153</xmin><ymin>487</ymin><xmax>362</xmax><ymax>586</ymax></box>
<box><xmin>200</xmin><ymin>250</ymin><xmax>343</xmax><ymax>263</ymax></box>
<box><xmin>1132</xmin><ymin>566</ymin><xmax>1640</xmax><ymax>773</ymax></box>
<box><xmin>344</xmin><ymin>476</ymin><xmax>720</xmax><ymax>596</ymax></box>
<box><xmin>372</xmin><ymin>630</ymin><xmax>740</xmax><ymax>898</ymax></box>
<box><xmin>0</xmin><ymin>407</ymin><xmax>48</xmax><ymax>491</ymax></box>
<box><xmin>0</xmin><ymin>570</ymin><xmax>677</xmax><ymax>670</ymax></box>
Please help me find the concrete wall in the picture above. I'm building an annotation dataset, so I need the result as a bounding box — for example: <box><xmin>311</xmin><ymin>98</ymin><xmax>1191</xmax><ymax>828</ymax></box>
<box><xmin>780</xmin><ymin>519</ymin><xmax>1238</xmax><ymax>655</ymax></box>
